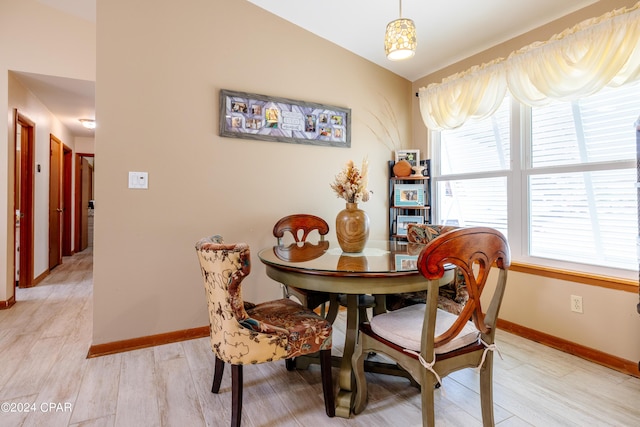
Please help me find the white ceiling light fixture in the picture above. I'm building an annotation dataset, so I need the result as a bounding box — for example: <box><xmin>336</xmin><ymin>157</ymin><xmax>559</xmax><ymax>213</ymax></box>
<box><xmin>79</xmin><ymin>119</ymin><xmax>96</xmax><ymax>129</ymax></box>
<box><xmin>384</xmin><ymin>0</ymin><xmax>417</xmax><ymax>61</ymax></box>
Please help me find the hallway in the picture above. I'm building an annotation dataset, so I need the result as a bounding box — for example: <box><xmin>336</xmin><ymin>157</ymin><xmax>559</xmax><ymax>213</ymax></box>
<box><xmin>0</xmin><ymin>249</ymin><xmax>93</xmax><ymax>425</ymax></box>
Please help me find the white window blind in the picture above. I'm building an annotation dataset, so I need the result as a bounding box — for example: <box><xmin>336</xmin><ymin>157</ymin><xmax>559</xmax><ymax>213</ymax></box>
<box><xmin>440</xmin><ymin>101</ymin><xmax>511</xmax><ymax>175</ymax></box>
<box><xmin>436</xmin><ymin>82</ymin><xmax>639</xmax><ymax>273</ymax></box>
<box><xmin>437</xmin><ymin>177</ymin><xmax>508</xmax><ymax>234</ymax></box>
<box><xmin>531</xmin><ymin>85</ymin><xmax>637</xmax><ymax>167</ymax></box>
<box><xmin>527</xmin><ymin>83</ymin><xmax>639</xmax><ymax>270</ymax></box>
<box><xmin>437</xmin><ymin>97</ymin><xmax>510</xmax><ymax>236</ymax></box>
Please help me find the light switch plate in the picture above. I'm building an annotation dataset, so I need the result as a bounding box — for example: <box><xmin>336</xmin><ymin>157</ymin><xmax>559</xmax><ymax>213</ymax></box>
<box><xmin>128</xmin><ymin>171</ymin><xmax>149</xmax><ymax>189</ymax></box>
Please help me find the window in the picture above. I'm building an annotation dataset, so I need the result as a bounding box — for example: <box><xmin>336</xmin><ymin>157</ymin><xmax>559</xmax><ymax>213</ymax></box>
<box><xmin>434</xmin><ymin>82</ymin><xmax>639</xmax><ymax>277</ymax></box>
<box><xmin>436</xmin><ymin>96</ymin><xmax>511</xmax><ymax>235</ymax></box>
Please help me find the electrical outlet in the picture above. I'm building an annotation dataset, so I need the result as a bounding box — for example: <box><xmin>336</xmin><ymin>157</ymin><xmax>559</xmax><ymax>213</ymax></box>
<box><xmin>570</xmin><ymin>295</ymin><xmax>583</xmax><ymax>313</ymax></box>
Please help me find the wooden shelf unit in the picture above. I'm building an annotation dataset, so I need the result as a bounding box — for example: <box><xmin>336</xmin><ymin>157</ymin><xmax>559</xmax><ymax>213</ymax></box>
<box><xmin>388</xmin><ymin>160</ymin><xmax>431</xmax><ymax>241</ymax></box>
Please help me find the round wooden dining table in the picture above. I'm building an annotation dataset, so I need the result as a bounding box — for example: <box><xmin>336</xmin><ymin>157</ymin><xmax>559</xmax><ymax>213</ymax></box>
<box><xmin>258</xmin><ymin>239</ymin><xmax>451</xmax><ymax>418</ymax></box>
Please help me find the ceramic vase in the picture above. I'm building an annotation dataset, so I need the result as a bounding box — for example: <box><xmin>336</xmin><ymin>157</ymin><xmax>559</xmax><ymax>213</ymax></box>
<box><xmin>335</xmin><ymin>202</ymin><xmax>370</xmax><ymax>253</ymax></box>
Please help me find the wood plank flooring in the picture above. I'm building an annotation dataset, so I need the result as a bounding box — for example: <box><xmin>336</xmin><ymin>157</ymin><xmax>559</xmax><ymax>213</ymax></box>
<box><xmin>1</xmin><ymin>248</ymin><xmax>639</xmax><ymax>426</ymax></box>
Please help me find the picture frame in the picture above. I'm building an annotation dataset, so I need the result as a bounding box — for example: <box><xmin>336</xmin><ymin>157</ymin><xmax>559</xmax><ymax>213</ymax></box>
<box><xmin>219</xmin><ymin>89</ymin><xmax>351</xmax><ymax>148</ymax></box>
<box><xmin>396</xmin><ymin>215</ymin><xmax>425</xmax><ymax>236</ymax></box>
<box><xmin>395</xmin><ymin>254</ymin><xmax>419</xmax><ymax>271</ymax></box>
<box><xmin>394</xmin><ymin>184</ymin><xmax>425</xmax><ymax>206</ymax></box>
<box><xmin>395</xmin><ymin>149</ymin><xmax>420</xmax><ymax>166</ymax></box>
<box><xmin>420</xmin><ymin>159</ymin><xmax>430</xmax><ymax>177</ymax></box>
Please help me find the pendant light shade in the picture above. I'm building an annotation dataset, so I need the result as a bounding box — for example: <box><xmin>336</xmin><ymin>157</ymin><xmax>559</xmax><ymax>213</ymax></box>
<box><xmin>384</xmin><ymin>0</ymin><xmax>417</xmax><ymax>61</ymax></box>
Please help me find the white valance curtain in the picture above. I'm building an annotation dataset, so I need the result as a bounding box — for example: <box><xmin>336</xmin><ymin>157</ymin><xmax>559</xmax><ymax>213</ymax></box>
<box><xmin>419</xmin><ymin>2</ymin><xmax>640</xmax><ymax>130</ymax></box>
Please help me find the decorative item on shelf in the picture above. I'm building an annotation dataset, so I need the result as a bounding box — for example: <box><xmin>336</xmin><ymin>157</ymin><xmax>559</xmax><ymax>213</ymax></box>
<box><xmin>392</xmin><ymin>159</ymin><xmax>412</xmax><ymax>177</ymax></box>
<box><xmin>411</xmin><ymin>165</ymin><xmax>425</xmax><ymax>176</ymax></box>
<box><xmin>395</xmin><ymin>149</ymin><xmax>420</xmax><ymax>166</ymax></box>
<box><xmin>421</xmin><ymin>159</ymin><xmax>430</xmax><ymax>177</ymax></box>
<box><xmin>394</xmin><ymin>149</ymin><xmax>420</xmax><ymax>177</ymax></box>
<box><xmin>396</xmin><ymin>214</ymin><xmax>424</xmax><ymax>236</ymax></box>
<box><xmin>330</xmin><ymin>158</ymin><xmax>372</xmax><ymax>253</ymax></box>
<box><xmin>394</xmin><ymin>184</ymin><xmax>425</xmax><ymax>206</ymax></box>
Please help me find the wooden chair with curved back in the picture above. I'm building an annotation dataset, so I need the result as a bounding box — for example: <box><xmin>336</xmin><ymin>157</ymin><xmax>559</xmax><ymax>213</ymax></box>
<box><xmin>352</xmin><ymin>227</ymin><xmax>510</xmax><ymax>426</ymax></box>
<box><xmin>195</xmin><ymin>235</ymin><xmax>335</xmax><ymax>427</ymax></box>
<box><xmin>273</xmin><ymin>214</ymin><xmax>340</xmax><ymax>323</ymax></box>
<box><xmin>273</xmin><ymin>213</ymin><xmax>331</xmax><ymax>246</ymax></box>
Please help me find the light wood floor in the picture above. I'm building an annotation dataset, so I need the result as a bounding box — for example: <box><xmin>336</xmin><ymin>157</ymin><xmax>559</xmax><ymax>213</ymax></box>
<box><xmin>1</xmin><ymin>249</ymin><xmax>640</xmax><ymax>426</ymax></box>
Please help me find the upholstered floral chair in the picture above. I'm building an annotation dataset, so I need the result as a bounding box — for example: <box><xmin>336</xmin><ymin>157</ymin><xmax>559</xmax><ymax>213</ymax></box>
<box><xmin>195</xmin><ymin>235</ymin><xmax>335</xmax><ymax>427</ymax></box>
<box><xmin>386</xmin><ymin>224</ymin><xmax>469</xmax><ymax>314</ymax></box>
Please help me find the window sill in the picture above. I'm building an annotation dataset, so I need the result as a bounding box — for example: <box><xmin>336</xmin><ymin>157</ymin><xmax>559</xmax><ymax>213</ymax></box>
<box><xmin>510</xmin><ymin>262</ymin><xmax>638</xmax><ymax>293</ymax></box>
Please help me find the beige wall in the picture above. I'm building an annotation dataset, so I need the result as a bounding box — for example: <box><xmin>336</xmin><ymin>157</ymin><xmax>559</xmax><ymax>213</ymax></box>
<box><xmin>93</xmin><ymin>0</ymin><xmax>411</xmax><ymax>344</ymax></box>
<box><xmin>75</xmin><ymin>137</ymin><xmax>96</xmax><ymax>155</ymax></box>
<box><xmin>412</xmin><ymin>0</ymin><xmax>640</xmax><ymax>363</ymax></box>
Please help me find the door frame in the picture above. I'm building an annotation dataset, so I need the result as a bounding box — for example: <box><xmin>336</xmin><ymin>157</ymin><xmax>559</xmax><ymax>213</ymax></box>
<box><xmin>62</xmin><ymin>144</ymin><xmax>73</xmax><ymax>256</ymax></box>
<box><xmin>75</xmin><ymin>153</ymin><xmax>94</xmax><ymax>253</ymax></box>
<box><xmin>49</xmin><ymin>134</ymin><xmax>63</xmax><ymax>270</ymax></box>
<box><xmin>14</xmin><ymin>110</ymin><xmax>35</xmax><ymax>289</ymax></box>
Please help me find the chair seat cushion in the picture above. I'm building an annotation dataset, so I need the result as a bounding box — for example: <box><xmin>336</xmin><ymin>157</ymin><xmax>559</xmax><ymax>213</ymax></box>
<box><xmin>370</xmin><ymin>303</ymin><xmax>479</xmax><ymax>354</ymax></box>
<box><xmin>247</xmin><ymin>298</ymin><xmax>332</xmax><ymax>357</ymax></box>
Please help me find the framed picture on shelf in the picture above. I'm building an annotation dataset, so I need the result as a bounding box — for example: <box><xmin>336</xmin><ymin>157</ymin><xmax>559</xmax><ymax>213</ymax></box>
<box><xmin>394</xmin><ymin>184</ymin><xmax>425</xmax><ymax>206</ymax></box>
<box><xmin>396</xmin><ymin>215</ymin><xmax>425</xmax><ymax>236</ymax></box>
<box><xmin>420</xmin><ymin>159</ymin><xmax>430</xmax><ymax>177</ymax></box>
<box><xmin>395</xmin><ymin>149</ymin><xmax>420</xmax><ymax>166</ymax></box>
<box><xmin>395</xmin><ymin>254</ymin><xmax>419</xmax><ymax>271</ymax></box>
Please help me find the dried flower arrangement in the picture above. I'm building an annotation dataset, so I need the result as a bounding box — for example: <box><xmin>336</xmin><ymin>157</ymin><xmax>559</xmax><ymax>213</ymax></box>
<box><xmin>330</xmin><ymin>158</ymin><xmax>372</xmax><ymax>204</ymax></box>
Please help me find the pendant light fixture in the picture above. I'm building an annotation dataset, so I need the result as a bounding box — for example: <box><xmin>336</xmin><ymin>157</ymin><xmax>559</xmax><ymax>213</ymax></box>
<box><xmin>384</xmin><ymin>0</ymin><xmax>417</xmax><ymax>61</ymax></box>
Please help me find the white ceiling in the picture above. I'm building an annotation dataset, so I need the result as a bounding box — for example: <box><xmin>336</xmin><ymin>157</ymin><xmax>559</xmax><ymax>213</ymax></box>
<box><xmin>13</xmin><ymin>71</ymin><xmax>96</xmax><ymax>138</ymax></box>
<box><xmin>247</xmin><ymin>0</ymin><xmax>598</xmax><ymax>81</ymax></box>
<box><xmin>22</xmin><ymin>0</ymin><xmax>598</xmax><ymax>137</ymax></box>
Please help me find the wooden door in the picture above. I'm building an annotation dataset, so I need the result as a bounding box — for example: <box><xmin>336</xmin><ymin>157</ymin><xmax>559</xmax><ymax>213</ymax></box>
<box><xmin>80</xmin><ymin>158</ymin><xmax>91</xmax><ymax>250</ymax></box>
<box><xmin>49</xmin><ymin>135</ymin><xmax>63</xmax><ymax>270</ymax></box>
<box><xmin>15</xmin><ymin>111</ymin><xmax>35</xmax><ymax>288</ymax></box>
<box><xmin>75</xmin><ymin>153</ymin><xmax>94</xmax><ymax>252</ymax></box>
<box><xmin>62</xmin><ymin>145</ymin><xmax>73</xmax><ymax>256</ymax></box>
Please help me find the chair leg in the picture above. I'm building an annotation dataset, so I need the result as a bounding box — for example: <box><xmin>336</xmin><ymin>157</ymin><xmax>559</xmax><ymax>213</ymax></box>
<box><xmin>212</xmin><ymin>356</ymin><xmax>225</xmax><ymax>393</ymax></box>
<box><xmin>479</xmin><ymin>352</ymin><xmax>495</xmax><ymax>427</ymax></box>
<box><xmin>319</xmin><ymin>301</ymin><xmax>327</xmax><ymax>318</ymax></box>
<box><xmin>285</xmin><ymin>358</ymin><xmax>296</xmax><ymax>371</ymax></box>
<box><xmin>358</xmin><ymin>306</ymin><xmax>370</xmax><ymax>324</ymax></box>
<box><xmin>420</xmin><ymin>368</ymin><xmax>437</xmax><ymax>427</ymax></box>
<box><xmin>281</xmin><ymin>283</ymin><xmax>290</xmax><ymax>299</ymax></box>
<box><xmin>325</xmin><ymin>294</ymin><xmax>340</xmax><ymax>324</ymax></box>
<box><xmin>319</xmin><ymin>349</ymin><xmax>335</xmax><ymax>417</ymax></box>
<box><xmin>231</xmin><ymin>364</ymin><xmax>243</xmax><ymax>427</ymax></box>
